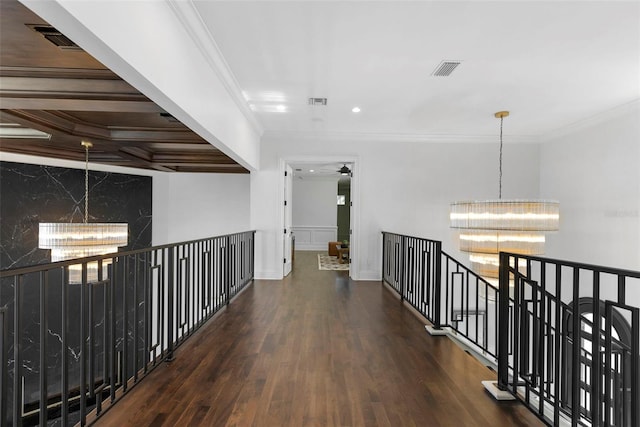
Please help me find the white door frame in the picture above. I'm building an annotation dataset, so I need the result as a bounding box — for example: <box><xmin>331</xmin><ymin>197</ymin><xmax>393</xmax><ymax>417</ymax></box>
<box><xmin>278</xmin><ymin>155</ymin><xmax>360</xmax><ymax>280</ymax></box>
<box><xmin>283</xmin><ymin>164</ymin><xmax>293</xmax><ymax>276</ymax></box>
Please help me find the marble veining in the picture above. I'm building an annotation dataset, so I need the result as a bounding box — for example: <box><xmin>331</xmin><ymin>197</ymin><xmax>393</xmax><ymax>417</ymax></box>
<box><xmin>0</xmin><ymin>161</ymin><xmax>153</xmax><ymax>422</ymax></box>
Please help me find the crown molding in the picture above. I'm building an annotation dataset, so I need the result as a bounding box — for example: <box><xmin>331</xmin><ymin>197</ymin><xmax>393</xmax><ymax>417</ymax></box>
<box><xmin>540</xmin><ymin>99</ymin><xmax>640</xmax><ymax>142</ymax></box>
<box><xmin>167</xmin><ymin>0</ymin><xmax>263</xmax><ymax>136</ymax></box>
<box><xmin>263</xmin><ymin>130</ymin><xmax>540</xmax><ymax>144</ymax></box>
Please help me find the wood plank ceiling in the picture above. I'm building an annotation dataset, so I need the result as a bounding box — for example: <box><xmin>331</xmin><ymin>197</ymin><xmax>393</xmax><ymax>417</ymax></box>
<box><xmin>0</xmin><ymin>0</ymin><xmax>247</xmax><ymax>174</ymax></box>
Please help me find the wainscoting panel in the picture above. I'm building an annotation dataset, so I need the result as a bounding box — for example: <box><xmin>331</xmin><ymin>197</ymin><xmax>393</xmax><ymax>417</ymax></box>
<box><xmin>292</xmin><ymin>226</ymin><xmax>338</xmax><ymax>251</ymax></box>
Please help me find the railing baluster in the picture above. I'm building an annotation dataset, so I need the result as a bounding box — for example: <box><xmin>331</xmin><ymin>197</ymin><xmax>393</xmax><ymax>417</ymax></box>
<box><xmin>433</xmin><ymin>241</ymin><xmax>442</xmax><ymax>329</ymax></box>
<box><xmin>133</xmin><ymin>254</ymin><xmax>139</xmax><ymax>383</ymax></box>
<box><xmin>122</xmin><ymin>256</ymin><xmax>129</xmax><ymax>393</ymax></box>
<box><xmin>497</xmin><ymin>252</ymin><xmax>510</xmax><ymax>392</ymax></box>
<box><xmin>570</xmin><ymin>267</ymin><xmax>580</xmax><ymax>427</ymax></box>
<box><xmin>61</xmin><ymin>267</ymin><xmax>69</xmax><ymax>425</ymax></box>
<box><xmin>590</xmin><ymin>271</ymin><xmax>601</xmax><ymax>425</ymax></box>
<box><xmin>0</xmin><ymin>307</ymin><xmax>7</xmax><ymax>427</ymax></box>
<box><xmin>166</xmin><ymin>247</ymin><xmax>175</xmax><ymax>362</ymax></box>
<box><xmin>13</xmin><ymin>275</ymin><xmax>23</xmax><ymax>427</ymax></box>
<box><xmin>88</xmin><ymin>279</ymin><xmax>95</xmax><ymax>403</ymax></box>
<box><xmin>109</xmin><ymin>262</ymin><xmax>116</xmax><ymax>402</ymax></box>
<box><xmin>80</xmin><ymin>263</ymin><xmax>87</xmax><ymax>425</ymax></box>
<box><xmin>228</xmin><ymin>236</ymin><xmax>231</xmax><ymax>305</ymax></box>
<box><xmin>631</xmin><ymin>307</ymin><xmax>639</xmax><ymax>427</ymax></box>
<box><xmin>39</xmin><ymin>271</ymin><xmax>48</xmax><ymax>426</ymax></box>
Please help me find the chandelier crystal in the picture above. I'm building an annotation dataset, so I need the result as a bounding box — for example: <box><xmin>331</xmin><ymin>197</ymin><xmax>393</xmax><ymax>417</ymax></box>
<box><xmin>450</xmin><ymin>112</ymin><xmax>559</xmax><ymax>278</ymax></box>
<box><xmin>39</xmin><ymin>141</ymin><xmax>128</xmax><ymax>283</ymax></box>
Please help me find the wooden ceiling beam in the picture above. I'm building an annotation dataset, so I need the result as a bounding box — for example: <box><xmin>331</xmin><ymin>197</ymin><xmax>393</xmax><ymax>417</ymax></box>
<box><xmin>0</xmin><ymin>76</ymin><xmax>143</xmax><ymax>98</ymax></box>
<box><xmin>0</xmin><ymin>66</ymin><xmax>118</xmax><ymax>80</ymax></box>
<box><xmin>151</xmin><ymin>154</ymin><xmax>237</xmax><ymax>164</ymax></box>
<box><xmin>109</xmin><ymin>129</ymin><xmax>203</xmax><ymax>143</ymax></box>
<box><xmin>173</xmin><ymin>165</ymin><xmax>248</xmax><ymax>173</ymax></box>
<box><xmin>0</xmin><ymin>97</ymin><xmax>163</xmax><ymax>113</ymax></box>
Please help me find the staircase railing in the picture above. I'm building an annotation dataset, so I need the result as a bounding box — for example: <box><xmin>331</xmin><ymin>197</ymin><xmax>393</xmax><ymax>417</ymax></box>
<box><xmin>0</xmin><ymin>230</ymin><xmax>255</xmax><ymax>426</ymax></box>
<box><xmin>382</xmin><ymin>231</ymin><xmax>640</xmax><ymax>427</ymax></box>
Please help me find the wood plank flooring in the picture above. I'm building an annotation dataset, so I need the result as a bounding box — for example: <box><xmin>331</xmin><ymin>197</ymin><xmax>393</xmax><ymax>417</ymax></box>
<box><xmin>94</xmin><ymin>251</ymin><xmax>543</xmax><ymax>427</ymax></box>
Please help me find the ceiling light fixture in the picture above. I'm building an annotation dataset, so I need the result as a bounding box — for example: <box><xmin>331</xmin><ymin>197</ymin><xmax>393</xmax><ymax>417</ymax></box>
<box><xmin>338</xmin><ymin>164</ymin><xmax>351</xmax><ymax>176</ymax></box>
<box><xmin>39</xmin><ymin>141</ymin><xmax>128</xmax><ymax>283</ymax></box>
<box><xmin>352</xmin><ymin>107</ymin><xmax>361</xmax><ymax>113</ymax></box>
<box><xmin>276</xmin><ymin>105</ymin><xmax>286</xmax><ymax>112</ymax></box>
<box><xmin>450</xmin><ymin>111</ymin><xmax>559</xmax><ymax>279</ymax></box>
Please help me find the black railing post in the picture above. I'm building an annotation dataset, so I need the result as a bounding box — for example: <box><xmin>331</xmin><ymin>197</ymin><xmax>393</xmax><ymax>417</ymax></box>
<box><xmin>630</xmin><ymin>306</ymin><xmax>639</xmax><ymax>427</ymax></box>
<box><xmin>381</xmin><ymin>232</ymin><xmax>386</xmax><ymax>283</ymax></box>
<box><xmin>228</xmin><ymin>236</ymin><xmax>231</xmax><ymax>305</ymax></box>
<box><xmin>400</xmin><ymin>236</ymin><xmax>406</xmax><ymax>302</ymax></box>
<box><xmin>432</xmin><ymin>241</ymin><xmax>442</xmax><ymax>329</ymax></box>
<box><xmin>0</xmin><ymin>308</ymin><xmax>7</xmax><ymax>427</ymax></box>
<box><xmin>570</xmin><ymin>267</ymin><xmax>580</xmax><ymax>426</ymax></box>
<box><xmin>61</xmin><ymin>267</ymin><xmax>69</xmax><ymax>425</ymax></box>
<box><xmin>80</xmin><ymin>264</ymin><xmax>87</xmax><ymax>426</ymax></box>
<box><xmin>166</xmin><ymin>247</ymin><xmax>175</xmax><ymax>362</ymax></box>
<box><xmin>13</xmin><ymin>275</ymin><xmax>23</xmax><ymax>427</ymax></box>
<box><xmin>497</xmin><ymin>252</ymin><xmax>510</xmax><ymax>391</ymax></box>
<box><xmin>39</xmin><ymin>271</ymin><xmax>48</xmax><ymax>426</ymax></box>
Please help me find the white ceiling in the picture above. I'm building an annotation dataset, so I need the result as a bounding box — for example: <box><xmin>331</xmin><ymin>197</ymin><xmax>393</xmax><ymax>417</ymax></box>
<box><xmin>290</xmin><ymin>161</ymin><xmax>352</xmax><ymax>180</ymax></box>
<box><xmin>192</xmin><ymin>1</ymin><xmax>639</xmax><ymax>140</ymax></box>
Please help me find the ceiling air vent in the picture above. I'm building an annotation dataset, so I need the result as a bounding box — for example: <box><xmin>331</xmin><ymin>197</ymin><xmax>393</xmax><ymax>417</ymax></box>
<box><xmin>160</xmin><ymin>112</ymin><xmax>180</xmax><ymax>122</ymax></box>
<box><xmin>308</xmin><ymin>98</ymin><xmax>328</xmax><ymax>106</ymax></box>
<box><xmin>431</xmin><ymin>60</ymin><xmax>461</xmax><ymax>77</ymax></box>
<box><xmin>27</xmin><ymin>25</ymin><xmax>81</xmax><ymax>50</ymax></box>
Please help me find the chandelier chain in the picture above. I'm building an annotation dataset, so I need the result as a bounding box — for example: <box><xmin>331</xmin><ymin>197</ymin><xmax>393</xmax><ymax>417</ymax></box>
<box><xmin>499</xmin><ymin>116</ymin><xmax>503</xmax><ymax>200</ymax></box>
<box><xmin>84</xmin><ymin>144</ymin><xmax>89</xmax><ymax>224</ymax></box>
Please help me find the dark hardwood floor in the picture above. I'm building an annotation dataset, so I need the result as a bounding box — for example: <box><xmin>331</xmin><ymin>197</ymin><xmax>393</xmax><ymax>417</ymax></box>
<box><xmin>94</xmin><ymin>251</ymin><xmax>543</xmax><ymax>426</ymax></box>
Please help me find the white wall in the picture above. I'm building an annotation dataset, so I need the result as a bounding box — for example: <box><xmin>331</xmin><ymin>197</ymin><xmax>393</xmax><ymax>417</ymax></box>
<box><xmin>251</xmin><ymin>136</ymin><xmax>540</xmax><ymax>280</ymax></box>
<box><xmin>155</xmin><ymin>173</ymin><xmax>251</xmax><ymax>245</ymax></box>
<box><xmin>292</xmin><ymin>178</ymin><xmax>337</xmax><ymax>227</ymax></box>
<box><xmin>1</xmin><ymin>153</ymin><xmax>251</xmax><ymax>246</ymax></box>
<box><xmin>540</xmin><ymin>101</ymin><xmax>639</xmax><ymax>271</ymax></box>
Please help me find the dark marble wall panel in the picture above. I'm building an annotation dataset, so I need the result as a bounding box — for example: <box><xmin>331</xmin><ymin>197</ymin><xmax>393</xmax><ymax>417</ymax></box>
<box><xmin>0</xmin><ymin>161</ymin><xmax>152</xmax><ymax>423</ymax></box>
<box><xmin>0</xmin><ymin>161</ymin><xmax>152</xmax><ymax>270</ymax></box>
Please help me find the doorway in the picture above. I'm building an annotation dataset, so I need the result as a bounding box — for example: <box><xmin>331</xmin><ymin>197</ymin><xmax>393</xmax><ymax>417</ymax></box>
<box><xmin>280</xmin><ymin>158</ymin><xmax>358</xmax><ymax>279</ymax></box>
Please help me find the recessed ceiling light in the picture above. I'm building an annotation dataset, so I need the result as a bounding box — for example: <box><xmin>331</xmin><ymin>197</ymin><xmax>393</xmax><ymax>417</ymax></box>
<box><xmin>276</xmin><ymin>105</ymin><xmax>286</xmax><ymax>112</ymax></box>
<box><xmin>352</xmin><ymin>107</ymin><xmax>361</xmax><ymax>113</ymax></box>
<box><xmin>309</xmin><ymin>169</ymin><xmax>315</xmax><ymax>173</ymax></box>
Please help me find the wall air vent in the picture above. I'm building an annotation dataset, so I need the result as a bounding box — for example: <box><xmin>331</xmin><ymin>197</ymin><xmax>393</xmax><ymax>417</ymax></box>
<box><xmin>308</xmin><ymin>98</ymin><xmax>328</xmax><ymax>106</ymax></box>
<box><xmin>27</xmin><ymin>25</ymin><xmax>81</xmax><ymax>50</ymax></box>
<box><xmin>432</xmin><ymin>60</ymin><xmax>461</xmax><ymax>77</ymax></box>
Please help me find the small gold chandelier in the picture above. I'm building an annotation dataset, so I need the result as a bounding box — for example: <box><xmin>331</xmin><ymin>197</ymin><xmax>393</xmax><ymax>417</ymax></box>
<box><xmin>450</xmin><ymin>112</ymin><xmax>559</xmax><ymax>278</ymax></box>
<box><xmin>39</xmin><ymin>141</ymin><xmax>128</xmax><ymax>283</ymax></box>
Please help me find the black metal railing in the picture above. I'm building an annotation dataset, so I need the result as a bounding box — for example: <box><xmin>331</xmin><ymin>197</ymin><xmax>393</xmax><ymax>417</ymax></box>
<box><xmin>0</xmin><ymin>230</ymin><xmax>255</xmax><ymax>426</ymax></box>
<box><xmin>382</xmin><ymin>232</ymin><xmax>496</xmax><ymax>356</ymax></box>
<box><xmin>498</xmin><ymin>252</ymin><xmax>640</xmax><ymax>427</ymax></box>
<box><xmin>382</xmin><ymin>231</ymin><xmax>640</xmax><ymax>426</ymax></box>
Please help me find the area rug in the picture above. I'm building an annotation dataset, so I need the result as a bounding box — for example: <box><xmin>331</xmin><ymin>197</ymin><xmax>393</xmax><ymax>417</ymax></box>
<box><xmin>318</xmin><ymin>254</ymin><xmax>349</xmax><ymax>271</ymax></box>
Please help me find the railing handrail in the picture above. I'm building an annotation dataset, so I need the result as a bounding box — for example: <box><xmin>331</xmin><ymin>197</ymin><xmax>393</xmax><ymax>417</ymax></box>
<box><xmin>441</xmin><ymin>249</ymin><xmax>496</xmax><ymax>290</ymax></box>
<box><xmin>0</xmin><ymin>230</ymin><xmax>257</xmax><ymax>277</ymax></box>
<box><xmin>498</xmin><ymin>250</ymin><xmax>640</xmax><ymax>279</ymax></box>
<box><xmin>381</xmin><ymin>231</ymin><xmax>439</xmax><ymax>243</ymax></box>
